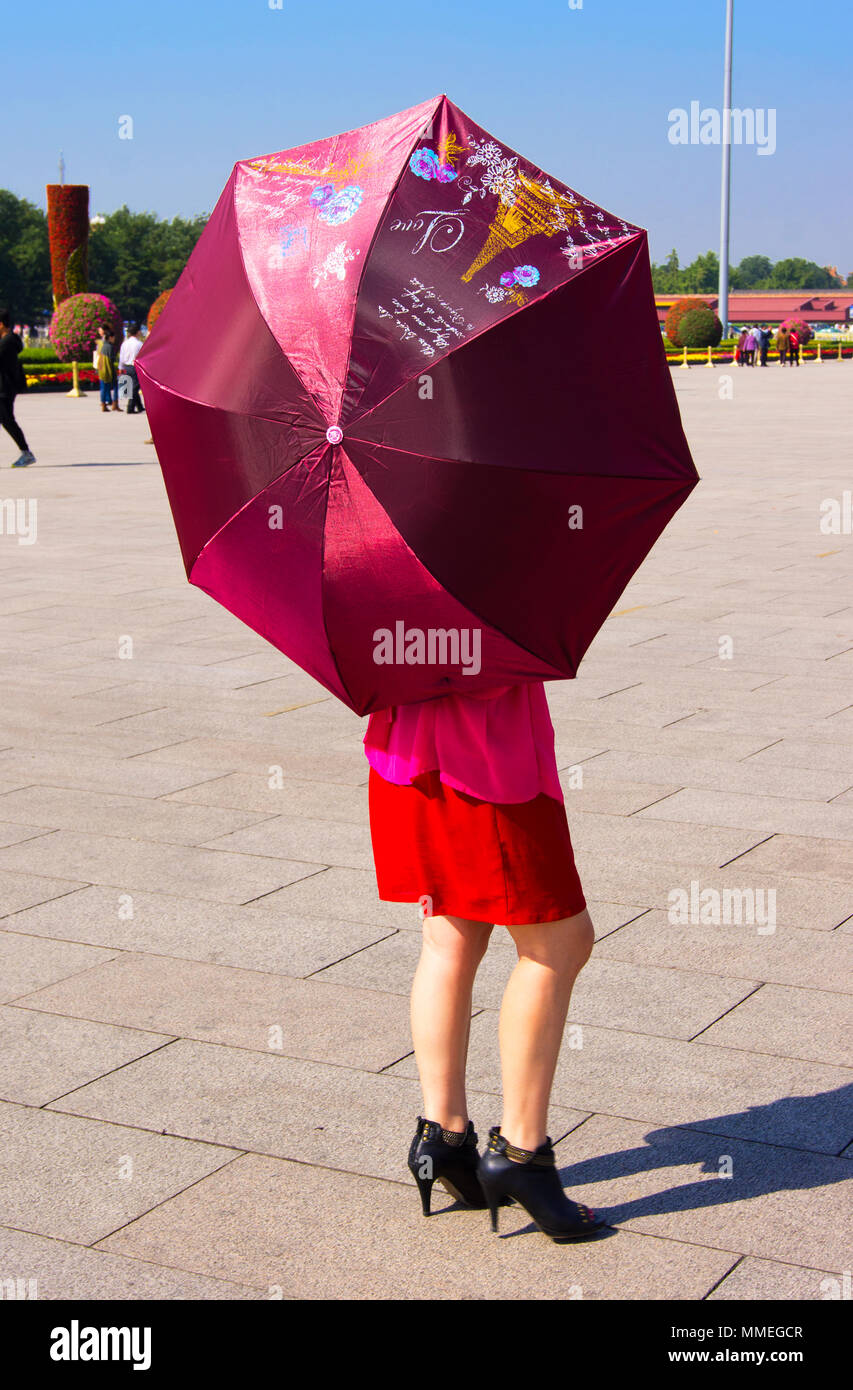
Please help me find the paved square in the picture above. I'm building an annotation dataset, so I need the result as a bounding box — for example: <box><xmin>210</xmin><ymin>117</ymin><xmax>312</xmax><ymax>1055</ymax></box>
<box><xmin>0</xmin><ymin>364</ymin><xmax>851</xmax><ymax>1299</ymax></box>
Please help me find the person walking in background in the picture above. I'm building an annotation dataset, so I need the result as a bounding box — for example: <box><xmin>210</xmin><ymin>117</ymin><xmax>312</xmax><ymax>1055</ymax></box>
<box><xmin>744</xmin><ymin>326</ymin><xmax>757</xmax><ymax>366</ymax></box>
<box><xmin>96</xmin><ymin>327</ymin><xmax>120</xmax><ymax>412</ymax></box>
<box><xmin>776</xmin><ymin>325</ymin><xmax>790</xmax><ymax>365</ymax></box>
<box><xmin>758</xmin><ymin>324</ymin><xmax>771</xmax><ymax>366</ymax></box>
<box><xmin>0</xmin><ymin>309</ymin><xmax>35</xmax><ymax>466</ymax></box>
<box><xmin>118</xmin><ymin>322</ymin><xmax>145</xmax><ymax>414</ymax></box>
<box><xmin>736</xmin><ymin>328</ymin><xmax>748</xmax><ymax>366</ymax></box>
<box><xmin>788</xmin><ymin>327</ymin><xmax>800</xmax><ymax>365</ymax></box>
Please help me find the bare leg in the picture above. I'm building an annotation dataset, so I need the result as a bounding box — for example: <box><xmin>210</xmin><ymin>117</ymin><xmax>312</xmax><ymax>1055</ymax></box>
<box><xmin>499</xmin><ymin>907</ymin><xmax>595</xmax><ymax>1151</ymax></box>
<box><xmin>411</xmin><ymin>914</ymin><xmax>493</xmax><ymax>1132</ymax></box>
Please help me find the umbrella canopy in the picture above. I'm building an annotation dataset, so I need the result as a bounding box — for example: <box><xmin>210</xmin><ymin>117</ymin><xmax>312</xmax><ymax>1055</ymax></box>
<box><xmin>137</xmin><ymin>93</ymin><xmax>699</xmax><ymax>716</ymax></box>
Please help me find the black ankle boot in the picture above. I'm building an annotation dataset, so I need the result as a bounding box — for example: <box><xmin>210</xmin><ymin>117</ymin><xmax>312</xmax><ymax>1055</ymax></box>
<box><xmin>408</xmin><ymin>1116</ymin><xmax>506</xmax><ymax>1215</ymax></box>
<box><xmin>477</xmin><ymin>1126</ymin><xmax>609</xmax><ymax>1241</ymax></box>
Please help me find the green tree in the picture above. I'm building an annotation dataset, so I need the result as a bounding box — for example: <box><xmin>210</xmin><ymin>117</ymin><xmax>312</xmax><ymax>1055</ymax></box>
<box><xmin>651</xmin><ymin>248</ymin><xmax>681</xmax><ymax>293</ymax></box>
<box><xmin>88</xmin><ymin>206</ymin><xmax>207</xmax><ymax>322</ymax></box>
<box><xmin>680</xmin><ymin>250</ymin><xmax>719</xmax><ymax>293</ymax></box>
<box><xmin>769</xmin><ymin>258</ymin><xmax>835</xmax><ymax>290</ymax></box>
<box><xmin>731</xmin><ymin>254</ymin><xmax>773</xmax><ymax>289</ymax></box>
<box><xmin>0</xmin><ymin>190</ymin><xmax>52</xmax><ymax>320</ymax></box>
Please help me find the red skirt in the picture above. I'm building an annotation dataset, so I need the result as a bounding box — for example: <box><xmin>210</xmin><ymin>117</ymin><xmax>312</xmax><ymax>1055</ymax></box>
<box><xmin>367</xmin><ymin>767</ymin><xmax>586</xmax><ymax>925</ymax></box>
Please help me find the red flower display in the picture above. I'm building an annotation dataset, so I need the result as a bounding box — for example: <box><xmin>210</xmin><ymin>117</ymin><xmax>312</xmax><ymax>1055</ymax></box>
<box><xmin>779</xmin><ymin>317</ymin><xmax>813</xmax><ymax>345</ymax></box>
<box><xmin>49</xmin><ymin>292</ymin><xmax>122</xmax><ymax>362</ymax></box>
<box><xmin>147</xmin><ymin>289</ymin><xmax>173</xmax><ymax>333</ymax></box>
<box><xmin>46</xmin><ymin>184</ymin><xmax>90</xmax><ymax>306</ymax></box>
<box><xmin>665</xmin><ymin>296</ymin><xmax>715</xmax><ymax>347</ymax></box>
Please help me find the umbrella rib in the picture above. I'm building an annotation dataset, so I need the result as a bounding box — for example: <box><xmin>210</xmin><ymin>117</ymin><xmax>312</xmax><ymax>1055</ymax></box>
<box><xmin>135</xmin><ymin>367</ymin><xmax>324</xmax><ymax>433</ymax></box>
<box><xmin>336</xmin><ymin>92</ymin><xmax>447</xmax><ymax>425</ymax></box>
<box><xmin>343</xmin><ymin>434</ymin><xmax>699</xmax><ymax>485</ymax></box>
<box><xmin>187</xmin><ymin>440</ymin><xmax>357</xmax><ymax>710</ymax></box>
<box><xmin>230</xmin><ymin>163</ymin><xmax>337</xmax><ymax>427</ymax></box>
<box><xmin>318</xmin><ymin>454</ymin><xmax>358</xmax><ymax>710</ymax></box>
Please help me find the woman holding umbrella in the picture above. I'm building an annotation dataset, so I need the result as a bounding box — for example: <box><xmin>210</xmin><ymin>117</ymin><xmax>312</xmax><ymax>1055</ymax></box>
<box><xmin>364</xmin><ymin>681</ymin><xmax>609</xmax><ymax>1242</ymax></box>
<box><xmin>136</xmin><ymin>92</ymin><xmax>698</xmax><ymax>1250</ymax></box>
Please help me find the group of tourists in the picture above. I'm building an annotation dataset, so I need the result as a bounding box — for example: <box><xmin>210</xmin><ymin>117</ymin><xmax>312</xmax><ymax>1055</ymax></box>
<box><xmin>95</xmin><ymin>323</ymin><xmax>146</xmax><ymax>412</ymax></box>
<box><xmin>773</xmin><ymin>324</ymin><xmax>802</xmax><ymax>366</ymax></box>
<box><xmin>735</xmin><ymin>323</ymin><xmax>803</xmax><ymax>366</ymax></box>
<box><xmin>735</xmin><ymin>324</ymin><xmax>772</xmax><ymax>366</ymax></box>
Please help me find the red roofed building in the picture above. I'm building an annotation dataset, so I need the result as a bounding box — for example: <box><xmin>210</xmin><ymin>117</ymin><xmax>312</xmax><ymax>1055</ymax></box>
<box><xmin>655</xmin><ymin>292</ymin><xmax>853</xmax><ymax>329</ymax></box>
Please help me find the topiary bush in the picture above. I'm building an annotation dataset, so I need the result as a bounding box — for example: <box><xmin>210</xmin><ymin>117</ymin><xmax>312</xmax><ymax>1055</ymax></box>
<box><xmin>49</xmin><ymin>292</ymin><xmax>122</xmax><ymax>362</ymax></box>
<box><xmin>779</xmin><ymin>317</ymin><xmax>813</xmax><ymax>344</ymax></box>
<box><xmin>677</xmin><ymin>306</ymin><xmax>724</xmax><ymax>348</ymax></box>
<box><xmin>665</xmin><ymin>297</ymin><xmax>715</xmax><ymax>347</ymax></box>
<box><xmin>147</xmin><ymin>289</ymin><xmax>173</xmax><ymax>333</ymax></box>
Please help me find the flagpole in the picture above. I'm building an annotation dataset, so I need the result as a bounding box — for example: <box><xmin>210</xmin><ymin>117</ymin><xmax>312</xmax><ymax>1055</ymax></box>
<box><xmin>718</xmin><ymin>0</ymin><xmax>734</xmax><ymax>338</ymax></box>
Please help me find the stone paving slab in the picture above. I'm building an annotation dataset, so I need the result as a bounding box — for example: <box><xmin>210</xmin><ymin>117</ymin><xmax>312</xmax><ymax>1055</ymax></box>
<box><xmin>570</xmin><ymin>855</ymin><xmax>852</xmax><ymax>929</ymax></box>
<box><xmin>564</xmin><ymin>811</ymin><xmax>765</xmax><ymax>867</ymax></box>
<box><xmin>707</xmin><ymin>1256</ymin><xmax>846</xmax><ymax>1301</ymax></box>
<box><xmin>45</xmin><ymin>1038</ymin><xmax>590</xmax><ymax>1184</ymax></box>
<box><xmin>732</xmin><ymin>834</ymin><xmax>853</xmax><ymax>882</ymax></box>
<box><xmin>199</xmin><ymin>813</ymin><xmax>374</xmax><ymax>871</ymax></box>
<box><xmin>638</xmin><ymin>786</ymin><xmax>853</xmax><ymax>842</ymax></box>
<box><xmin>595</xmin><ymin>908</ymin><xmax>853</xmax><ymax>989</ymax></box>
<box><xmin>2</xmin><ymin>884</ymin><xmax>397</xmax><ymax>976</ymax></box>
<box><xmin>0</xmin><ymin>1228</ymin><xmax>265</xmax><ymax>1301</ymax></box>
<box><xmin>132</xmin><ymin>736</ymin><xmax>369</xmax><ymax>784</ymax></box>
<box><xmin>0</xmin><ymin>1005</ymin><xmax>174</xmax><ymax>1106</ymax></box>
<box><xmin>0</xmin><ymin>1100</ymin><xmax>241</xmax><ymax>1245</ymax></box>
<box><xmin>0</xmin><ymin>1225</ymin><xmax>264</xmax><ymax>1299</ymax></box>
<box><xmin>579</xmin><ymin>748</ymin><xmax>853</xmax><ymax>802</ymax></box>
<box><xmin>0</xmin><ymin>870</ymin><xmax>84</xmax><ymax>917</ymax></box>
<box><xmin>165</xmin><ymin>772</ymin><xmax>369</xmax><ymax>823</ymax></box>
<box><xmin>0</xmin><ymin>747</ymin><xmax>228</xmax><ymax>799</ymax></box>
<box><xmin>320</xmin><ymin>930</ymin><xmax>761</xmax><ymax>1040</ymax></box>
<box><xmin>696</xmin><ymin>984</ymin><xmax>853</xmax><ymax>1068</ymax></box>
<box><xmin>535</xmin><ymin>1113</ymin><xmax>851</xmax><ymax>1274</ymax></box>
<box><xmin>558</xmin><ymin>776</ymin><xmax>682</xmax><ymax>817</ymax></box>
<box><xmin>552</xmin><ymin>718</ymin><xmax>782</xmax><ymax>763</ymax></box>
<box><xmin>387</xmin><ymin>1014</ymin><xmax>853</xmax><ymax>1154</ymax></box>
<box><xmin>93</xmin><ymin>1150</ymin><xmax>738</xmax><ymax>1301</ymax></box>
<box><xmin>0</xmin><ymin>783</ymin><xmax>273</xmax><ymax>846</ymax></box>
<box><xmin>0</xmin><ymin>823</ymin><xmax>51</xmax><ymax>851</ymax></box>
<box><xmin>0</xmin><ymin>829</ymin><xmax>324</xmax><ymax>904</ymax></box>
<box><xmin>16</xmin><ymin>951</ymin><xmax>416</xmax><ymax>1071</ymax></box>
<box><xmin>0</xmin><ymin>928</ymin><xmax>118</xmax><ymax>1001</ymax></box>
<box><xmin>255</xmin><ymin>864</ymin><xmax>416</xmax><ymax>928</ymax></box>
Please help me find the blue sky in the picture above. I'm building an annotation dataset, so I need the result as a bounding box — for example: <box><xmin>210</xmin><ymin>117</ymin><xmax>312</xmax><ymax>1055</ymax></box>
<box><xmin>8</xmin><ymin>0</ymin><xmax>852</xmax><ymax>271</ymax></box>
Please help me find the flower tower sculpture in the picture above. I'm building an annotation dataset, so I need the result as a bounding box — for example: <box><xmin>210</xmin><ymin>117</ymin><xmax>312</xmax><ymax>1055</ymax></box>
<box><xmin>46</xmin><ymin>184</ymin><xmax>90</xmax><ymax>307</ymax></box>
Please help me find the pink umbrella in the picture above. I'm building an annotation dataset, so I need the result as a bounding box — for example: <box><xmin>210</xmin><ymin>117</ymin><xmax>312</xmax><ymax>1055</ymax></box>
<box><xmin>137</xmin><ymin>93</ymin><xmax>698</xmax><ymax>716</ymax></box>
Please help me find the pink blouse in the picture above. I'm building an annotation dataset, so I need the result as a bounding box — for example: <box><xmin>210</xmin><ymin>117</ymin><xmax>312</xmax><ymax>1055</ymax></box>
<box><xmin>363</xmin><ymin>682</ymin><xmax>564</xmax><ymax>805</ymax></box>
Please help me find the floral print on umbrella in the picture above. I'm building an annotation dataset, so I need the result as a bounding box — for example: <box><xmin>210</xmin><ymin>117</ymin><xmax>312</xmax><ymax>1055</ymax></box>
<box><xmin>409</xmin><ymin>147</ymin><xmax>458</xmax><ymax>183</ymax></box>
<box><xmin>501</xmin><ymin>265</ymin><xmax>540</xmax><ymax>289</ymax></box>
<box><xmin>479</xmin><ymin>264</ymin><xmax>542</xmax><ymax>307</ymax></box>
<box><xmin>311</xmin><ymin>183</ymin><xmax>365</xmax><ymax>225</ymax></box>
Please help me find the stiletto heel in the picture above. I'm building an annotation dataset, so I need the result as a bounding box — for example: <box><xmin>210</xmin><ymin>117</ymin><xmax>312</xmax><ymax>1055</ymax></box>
<box><xmin>407</xmin><ymin>1115</ymin><xmax>514</xmax><ymax>1216</ymax></box>
<box><xmin>413</xmin><ymin>1170</ymin><xmax>435</xmax><ymax>1216</ymax></box>
<box><xmin>478</xmin><ymin>1126</ymin><xmax>610</xmax><ymax>1242</ymax></box>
